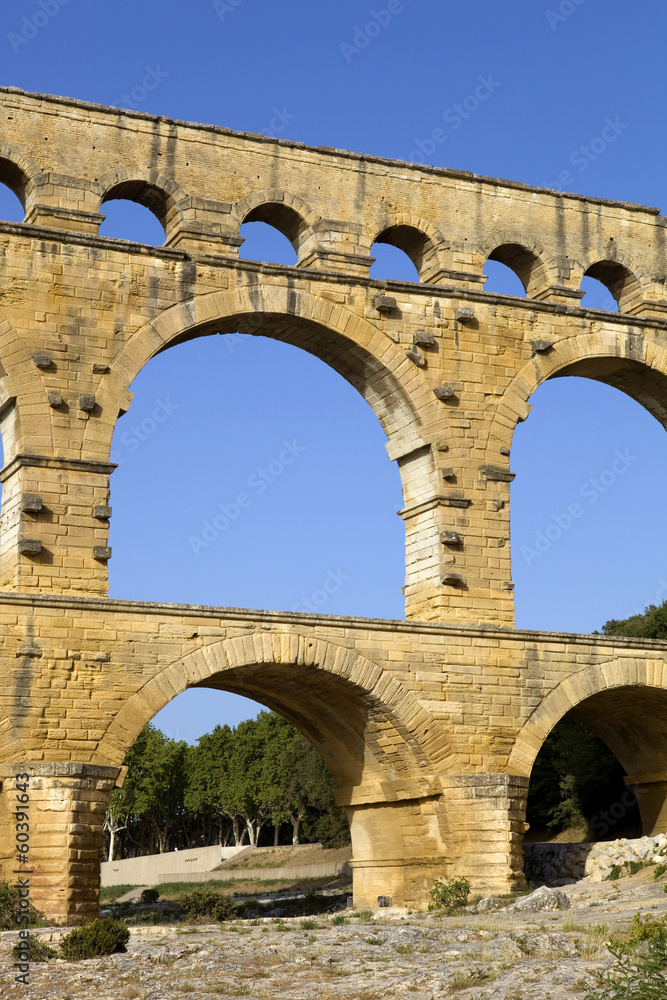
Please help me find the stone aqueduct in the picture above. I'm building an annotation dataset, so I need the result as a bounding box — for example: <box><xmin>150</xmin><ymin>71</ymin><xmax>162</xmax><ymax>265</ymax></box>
<box><xmin>0</xmin><ymin>87</ymin><xmax>665</xmax><ymax>922</ymax></box>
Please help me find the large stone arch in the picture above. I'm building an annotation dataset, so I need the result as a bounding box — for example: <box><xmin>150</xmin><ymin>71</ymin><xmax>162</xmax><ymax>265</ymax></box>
<box><xmin>488</xmin><ymin>330</ymin><xmax>667</xmax><ymax>456</ymax></box>
<box><xmin>508</xmin><ymin>655</ymin><xmax>667</xmax><ymax>836</ymax></box>
<box><xmin>97</xmin><ymin>632</ymin><xmax>459</xmax><ymax>792</ymax></box>
<box><xmin>508</xmin><ymin>654</ymin><xmax>667</xmax><ymax>777</ymax></box>
<box><xmin>111</xmin><ymin>279</ymin><xmax>444</xmax><ymax>450</ymax></box>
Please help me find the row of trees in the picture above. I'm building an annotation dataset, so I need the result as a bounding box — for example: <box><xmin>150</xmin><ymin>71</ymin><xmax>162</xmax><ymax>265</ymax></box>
<box><xmin>103</xmin><ymin>711</ymin><xmax>350</xmax><ymax>860</ymax></box>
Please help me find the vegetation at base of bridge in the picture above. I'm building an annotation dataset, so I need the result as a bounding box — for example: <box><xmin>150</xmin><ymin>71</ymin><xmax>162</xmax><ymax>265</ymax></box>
<box><xmin>103</xmin><ymin>710</ymin><xmax>350</xmax><ymax>861</ymax></box>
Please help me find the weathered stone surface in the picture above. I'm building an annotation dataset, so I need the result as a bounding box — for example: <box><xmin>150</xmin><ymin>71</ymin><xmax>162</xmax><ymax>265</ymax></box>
<box><xmin>506</xmin><ymin>886</ymin><xmax>570</xmax><ymax>912</ymax></box>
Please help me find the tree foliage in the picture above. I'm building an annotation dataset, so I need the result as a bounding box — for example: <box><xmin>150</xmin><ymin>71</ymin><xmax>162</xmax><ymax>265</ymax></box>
<box><xmin>526</xmin><ymin>717</ymin><xmax>635</xmax><ymax>837</ymax></box>
<box><xmin>104</xmin><ymin>711</ymin><xmax>350</xmax><ymax>860</ymax></box>
<box><xmin>600</xmin><ymin>599</ymin><xmax>667</xmax><ymax>640</ymax></box>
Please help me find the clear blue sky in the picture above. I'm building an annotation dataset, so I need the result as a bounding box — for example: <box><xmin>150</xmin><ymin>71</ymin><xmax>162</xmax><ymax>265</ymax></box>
<box><xmin>0</xmin><ymin>0</ymin><xmax>665</xmax><ymax>743</ymax></box>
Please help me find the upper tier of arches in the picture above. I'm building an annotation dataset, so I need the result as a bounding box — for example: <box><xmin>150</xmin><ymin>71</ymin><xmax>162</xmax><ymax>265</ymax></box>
<box><xmin>0</xmin><ymin>138</ymin><xmax>661</xmax><ymax>317</ymax></box>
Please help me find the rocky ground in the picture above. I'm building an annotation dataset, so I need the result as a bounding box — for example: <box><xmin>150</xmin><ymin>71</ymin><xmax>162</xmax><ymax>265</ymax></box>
<box><xmin>2</xmin><ymin>868</ymin><xmax>667</xmax><ymax>1000</ymax></box>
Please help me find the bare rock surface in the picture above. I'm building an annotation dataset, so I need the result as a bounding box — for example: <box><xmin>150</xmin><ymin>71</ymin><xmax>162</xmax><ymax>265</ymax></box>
<box><xmin>1</xmin><ymin>868</ymin><xmax>667</xmax><ymax>999</ymax></box>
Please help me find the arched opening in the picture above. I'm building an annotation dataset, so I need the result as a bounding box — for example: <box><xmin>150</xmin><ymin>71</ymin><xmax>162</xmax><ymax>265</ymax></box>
<box><xmin>239</xmin><ymin>203</ymin><xmax>306</xmax><ymax>264</ymax></box>
<box><xmin>371</xmin><ymin>225</ymin><xmax>430</xmax><ymax>282</ymax></box>
<box><xmin>580</xmin><ymin>260</ymin><xmax>640</xmax><ymax>313</ymax></box>
<box><xmin>370</xmin><ymin>240</ymin><xmax>420</xmax><ymax>282</ymax></box>
<box><xmin>520</xmin><ymin>680</ymin><xmax>667</xmax><ymax>889</ymax></box>
<box><xmin>103</xmin><ymin>688</ymin><xmax>351</xmax><ymax>866</ymax></box>
<box><xmin>238</xmin><ymin>220</ymin><xmax>298</xmax><ymax>265</ymax></box>
<box><xmin>511</xmin><ymin>371</ymin><xmax>667</xmax><ymax>634</ymax></box>
<box><xmin>526</xmin><ymin>714</ymin><xmax>641</xmax><ymax>843</ymax></box>
<box><xmin>483</xmin><ymin>243</ymin><xmax>545</xmax><ymax>297</ymax></box>
<box><xmin>100</xmin><ymin>181</ymin><xmax>167</xmax><ymax>244</ymax></box>
<box><xmin>0</xmin><ymin>158</ymin><xmax>27</xmax><ymax>222</ymax></box>
<box><xmin>108</xmin><ymin>333</ymin><xmax>405</xmax><ymax>618</ymax></box>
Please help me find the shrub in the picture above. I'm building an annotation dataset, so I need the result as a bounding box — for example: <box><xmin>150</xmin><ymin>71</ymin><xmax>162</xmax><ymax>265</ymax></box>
<box><xmin>428</xmin><ymin>876</ymin><xmax>471</xmax><ymax>913</ymax></box>
<box><xmin>625</xmin><ymin>913</ymin><xmax>667</xmax><ymax>950</ymax></box>
<box><xmin>139</xmin><ymin>888</ymin><xmax>160</xmax><ymax>905</ymax></box>
<box><xmin>0</xmin><ymin>881</ymin><xmax>46</xmax><ymax>930</ymax></box>
<box><xmin>330</xmin><ymin>913</ymin><xmax>346</xmax><ymax>926</ymax></box>
<box><xmin>653</xmin><ymin>862</ymin><xmax>667</xmax><ymax>880</ymax></box>
<box><xmin>606</xmin><ymin>865</ymin><xmax>622</xmax><ymax>881</ymax></box>
<box><xmin>12</xmin><ymin>932</ymin><xmax>56</xmax><ymax>962</ymax></box>
<box><xmin>59</xmin><ymin>918</ymin><xmax>130</xmax><ymax>961</ymax></box>
<box><xmin>177</xmin><ymin>889</ymin><xmax>235</xmax><ymax>922</ymax></box>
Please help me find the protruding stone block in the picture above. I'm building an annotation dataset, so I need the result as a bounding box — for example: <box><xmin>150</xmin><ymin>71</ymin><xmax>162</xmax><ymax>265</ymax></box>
<box><xmin>441</xmin><ymin>530</ymin><xmax>462</xmax><ymax>545</ymax></box>
<box><xmin>93</xmin><ymin>546</ymin><xmax>112</xmax><ymax>560</ymax></box>
<box><xmin>433</xmin><ymin>383</ymin><xmax>457</xmax><ymax>401</ymax></box>
<box><xmin>92</xmin><ymin>506</ymin><xmax>112</xmax><ymax>519</ymax></box>
<box><xmin>375</xmin><ymin>295</ymin><xmax>397</xmax><ymax>314</ymax></box>
<box><xmin>20</xmin><ymin>494</ymin><xmax>43</xmax><ymax>513</ymax></box>
<box><xmin>18</xmin><ymin>538</ymin><xmax>42</xmax><ymax>554</ymax></box>
<box><xmin>79</xmin><ymin>394</ymin><xmax>96</xmax><ymax>412</ymax></box>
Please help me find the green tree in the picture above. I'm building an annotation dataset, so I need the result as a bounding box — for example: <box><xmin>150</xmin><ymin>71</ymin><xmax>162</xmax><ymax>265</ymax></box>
<box><xmin>185</xmin><ymin>724</ymin><xmax>244</xmax><ymax>845</ymax></box>
<box><xmin>601</xmin><ymin>599</ymin><xmax>667</xmax><ymax>640</ymax></box>
<box><xmin>527</xmin><ymin>717</ymin><xmax>638</xmax><ymax>837</ymax></box>
<box><xmin>117</xmin><ymin>724</ymin><xmax>188</xmax><ymax>854</ymax></box>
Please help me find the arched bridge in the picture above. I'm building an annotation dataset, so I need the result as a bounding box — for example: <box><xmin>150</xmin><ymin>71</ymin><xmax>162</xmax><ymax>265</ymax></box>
<box><xmin>0</xmin><ymin>87</ymin><xmax>666</xmax><ymax>922</ymax></box>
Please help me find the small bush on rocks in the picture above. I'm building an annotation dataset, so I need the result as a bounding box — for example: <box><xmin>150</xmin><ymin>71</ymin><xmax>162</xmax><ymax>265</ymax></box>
<box><xmin>653</xmin><ymin>863</ymin><xmax>667</xmax><ymax>880</ymax></box>
<box><xmin>59</xmin><ymin>918</ymin><xmax>130</xmax><ymax>961</ymax></box>
<box><xmin>0</xmin><ymin>881</ymin><xmax>46</xmax><ymax>929</ymax></box>
<box><xmin>139</xmin><ymin>888</ymin><xmax>160</xmax><ymax>905</ymax></box>
<box><xmin>12</xmin><ymin>932</ymin><xmax>57</xmax><ymax>963</ymax></box>
<box><xmin>178</xmin><ymin>889</ymin><xmax>235</xmax><ymax>922</ymax></box>
<box><xmin>429</xmin><ymin>876</ymin><xmax>471</xmax><ymax>913</ymax></box>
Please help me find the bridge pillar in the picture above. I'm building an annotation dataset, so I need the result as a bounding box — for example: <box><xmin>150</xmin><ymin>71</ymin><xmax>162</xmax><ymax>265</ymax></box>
<box><xmin>346</xmin><ymin>775</ymin><xmax>528</xmax><ymax>909</ymax></box>
<box><xmin>0</xmin><ymin>457</ymin><xmax>114</xmax><ymax>595</ymax></box>
<box><xmin>440</xmin><ymin>775</ymin><xmax>529</xmax><ymax>894</ymax></box>
<box><xmin>0</xmin><ymin>763</ymin><xmax>120</xmax><ymax>925</ymax></box>
<box><xmin>347</xmin><ymin>799</ymin><xmax>449</xmax><ymax>909</ymax></box>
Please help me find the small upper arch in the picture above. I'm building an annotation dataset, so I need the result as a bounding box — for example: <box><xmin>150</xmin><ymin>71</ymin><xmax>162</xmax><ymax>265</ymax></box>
<box><xmin>369</xmin><ymin>214</ymin><xmax>444</xmax><ymax>283</ymax></box>
<box><xmin>580</xmin><ymin>251</ymin><xmax>644</xmax><ymax>314</ymax></box>
<box><xmin>482</xmin><ymin>233</ymin><xmax>554</xmax><ymax>298</ymax></box>
<box><xmin>0</xmin><ymin>142</ymin><xmax>44</xmax><ymax>214</ymax></box>
<box><xmin>233</xmin><ymin>189</ymin><xmax>318</xmax><ymax>261</ymax></box>
<box><xmin>95</xmin><ymin>166</ymin><xmax>189</xmax><ymax>240</ymax></box>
